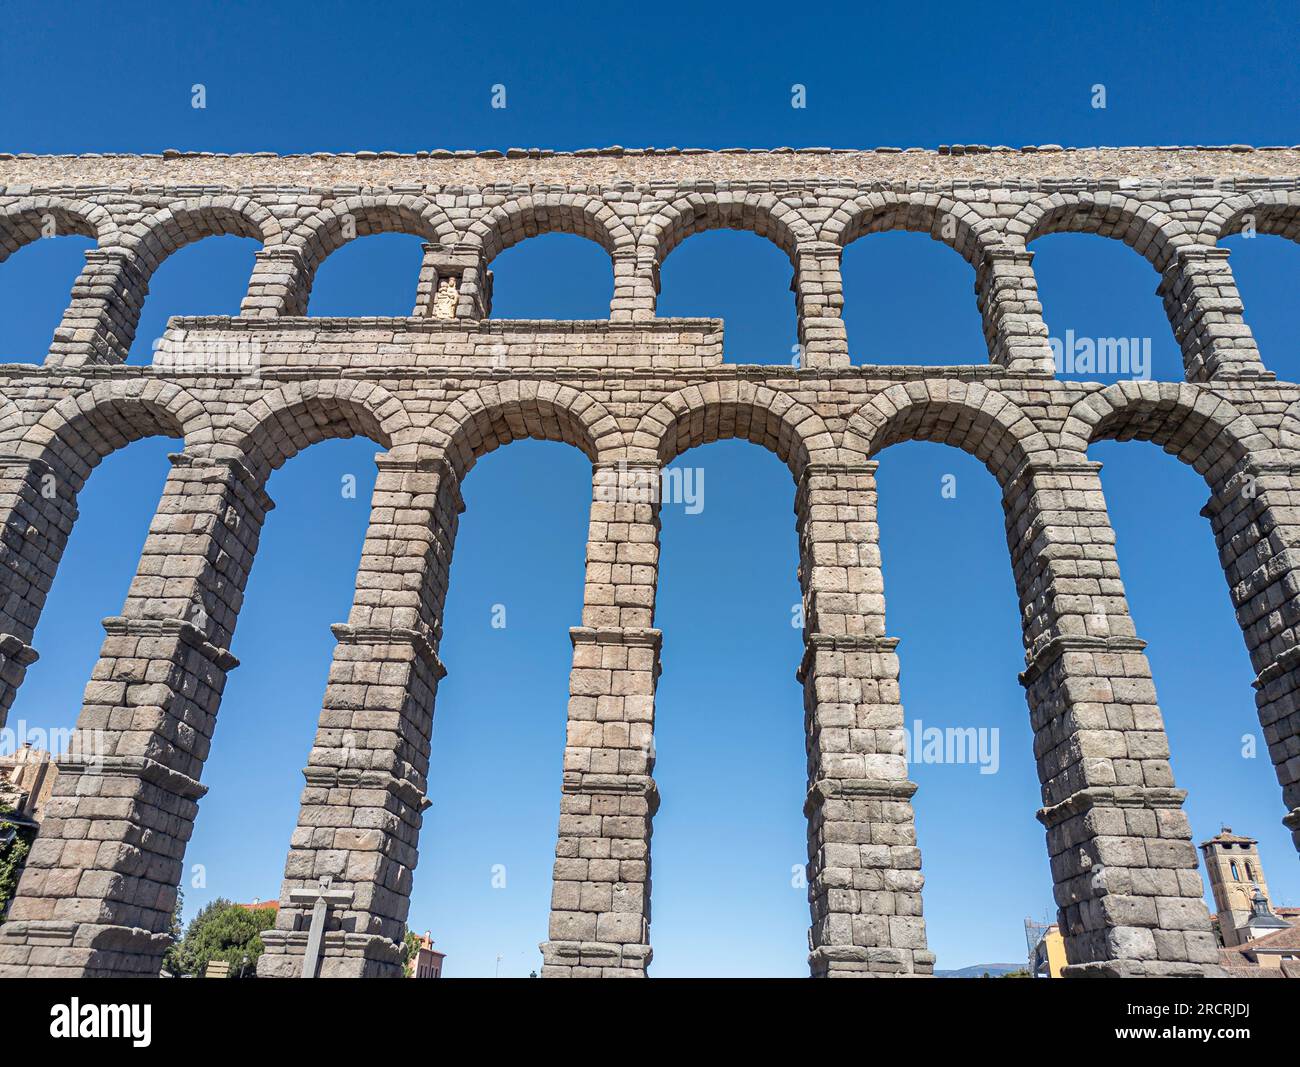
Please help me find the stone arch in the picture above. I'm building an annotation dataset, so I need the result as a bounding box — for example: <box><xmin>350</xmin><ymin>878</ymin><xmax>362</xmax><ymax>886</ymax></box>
<box><xmin>16</xmin><ymin>379</ymin><xmax>212</xmax><ymax>489</ymax></box>
<box><xmin>0</xmin><ymin>197</ymin><xmax>114</xmax><ymax>263</ymax></box>
<box><xmin>1059</xmin><ymin>381</ymin><xmax>1270</xmax><ymax>485</ymax></box>
<box><xmin>224</xmin><ymin>379</ymin><xmax>412</xmax><ymax>481</ymax></box>
<box><xmin>0</xmin><ymin>383</ymin><xmax>213</xmax><ymax>701</ymax></box>
<box><xmin>1059</xmin><ymin>384</ymin><xmax>1300</xmax><ymax>852</ymax></box>
<box><xmin>290</xmin><ymin>195</ymin><xmax>459</xmax><ymax>303</ymax></box>
<box><xmin>1204</xmin><ymin>190</ymin><xmax>1300</xmax><ymax>244</ymax></box>
<box><xmin>425</xmin><ymin>381</ymin><xmax>624</xmax><ymax>480</ymax></box>
<box><xmin>819</xmin><ymin>191</ymin><xmax>996</xmax><ymax>267</ymax></box>
<box><xmin>844</xmin><ymin>381</ymin><xmax>1051</xmax><ymax>485</ymax></box>
<box><xmin>1010</xmin><ymin>191</ymin><xmax>1194</xmax><ymax>272</ymax></box>
<box><xmin>0</xmin><ymin>394</ymin><xmax>25</xmax><ymax>442</ymax></box>
<box><xmin>467</xmin><ymin>193</ymin><xmax>634</xmax><ymax>265</ymax></box>
<box><xmin>639</xmin><ymin>192</ymin><xmax>816</xmax><ymax>275</ymax></box>
<box><xmin>120</xmin><ymin>196</ymin><xmax>281</xmax><ymax>274</ymax></box>
<box><xmin>1278</xmin><ymin>398</ymin><xmax>1300</xmax><ymax>452</ymax></box>
<box><xmin>630</xmin><ymin>380</ymin><xmax>836</xmax><ymax>476</ymax></box>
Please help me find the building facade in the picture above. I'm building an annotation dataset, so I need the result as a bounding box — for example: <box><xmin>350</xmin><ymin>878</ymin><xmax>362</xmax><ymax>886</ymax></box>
<box><xmin>1199</xmin><ymin>826</ymin><xmax>1295</xmax><ymax>949</ymax></box>
<box><xmin>0</xmin><ymin>745</ymin><xmax>56</xmax><ymax>826</ymax></box>
<box><xmin>408</xmin><ymin>932</ymin><xmax>444</xmax><ymax>978</ymax></box>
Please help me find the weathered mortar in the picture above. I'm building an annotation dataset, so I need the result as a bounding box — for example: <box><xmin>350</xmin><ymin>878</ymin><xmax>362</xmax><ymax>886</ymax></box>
<box><xmin>0</xmin><ymin>146</ymin><xmax>1298</xmax><ymax>979</ymax></box>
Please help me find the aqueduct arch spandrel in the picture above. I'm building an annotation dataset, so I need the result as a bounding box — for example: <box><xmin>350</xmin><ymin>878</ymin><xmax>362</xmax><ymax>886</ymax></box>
<box><xmin>1</xmin><ymin>145</ymin><xmax>1299</xmax><ymax>978</ymax></box>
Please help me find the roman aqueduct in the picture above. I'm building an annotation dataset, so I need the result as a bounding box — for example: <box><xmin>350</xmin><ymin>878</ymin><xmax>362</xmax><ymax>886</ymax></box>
<box><xmin>0</xmin><ymin>146</ymin><xmax>1297</xmax><ymax>978</ymax></box>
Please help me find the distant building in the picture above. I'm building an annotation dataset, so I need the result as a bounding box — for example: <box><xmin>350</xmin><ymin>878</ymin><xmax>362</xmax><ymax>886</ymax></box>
<box><xmin>0</xmin><ymin>744</ymin><xmax>57</xmax><ymax>827</ymax></box>
<box><xmin>408</xmin><ymin>931</ymin><xmax>445</xmax><ymax>978</ymax></box>
<box><xmin>1217</xmin><ymin>917</ymin><xmax>1300</xmax><ymax>979</ymax></box>
<box><xmin>1199</xmin><ymin>825</ymin><xmax>1296</xmax><ymax>977</ymax></box>
<box><xmin>1025</xmin><ymin>919</ymin><xmax>1067</xmax><ymax>978</ymax></box>
<box><xmin>234</xmin><ymin>898</ymin><xmax>279</xmax><ymax>915</ymax></box>
<box><xmin>1199</xmin><ymin>826</ymin><xmax>1288</xmax><ymax>948</ymax></box>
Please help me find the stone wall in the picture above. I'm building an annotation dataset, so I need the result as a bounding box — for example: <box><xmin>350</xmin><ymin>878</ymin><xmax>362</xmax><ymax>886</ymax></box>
<box><xmin>0</xmin><ymin>147</ymin><xmax>1297</xmax><ymax>978</ymax></box>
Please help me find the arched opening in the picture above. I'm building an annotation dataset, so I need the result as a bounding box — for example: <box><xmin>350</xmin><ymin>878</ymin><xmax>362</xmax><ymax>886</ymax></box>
<box><xmin>1220</xmin><ymin>232</ymin><xmax>1300</xmax><ymax>380</ymax></box>
<box><xmin>873</xmin><ymin>441</ymin><xmax>1044</xmax><ymax>972</ymax></box>
<box><xmin>308</xmin><ymin>233</ymin><xmax>426</xmax><ymax>316</ymax></box>
<box><xmin>1090</xmin><ymin>438</ymin><xmax>1300</xmax><ymax>915</ymax></box>
<box><xmin>840</xmin><ymin>232</ymin><xmax>985</xmax><ymax>366</ymax></box>
<box><xmin>127</xmin><ymin>235</ymin><xmax>259</xmax><ymax>364</ymax></box>
<box><xmin>651</xmin><ymin>439</ymin><xmax>807</xmax><ymax>975</ymax></box>
<box><xmin>1030</xmin><ymin>233</ymin><xmax>1181</xmax><ymax>381</ymax></box>
<box><xmin>407</xmin><ymin>439</ymin><xmax>589</xmax><ymax>976</ymax></box>
<box><xmin>5</xmin><ymin>435</ymin><xmax>177</xmax><ymax>749</ymax></box>
<box><xmin>0</xmin><ymin>233</ymin><xmax>95</xmax><ymax>362</ymax></box>
<box><xmin>179</xmin><ymin>436</ymin><xmax>379</xmax><ymax>916</ymax></box>
<box><xmin>487</xmin><ymin>234</ymin><xmax>613</xmax><ymax>319</ymax></box>
<box><xmin>657</xmin><ymin>231</ymin><xmax>798</xmax><ymax>365</ymax></box>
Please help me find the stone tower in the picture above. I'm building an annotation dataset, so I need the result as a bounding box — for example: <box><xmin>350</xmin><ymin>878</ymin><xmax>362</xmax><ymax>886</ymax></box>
<box><xmin>1200</xmin><ymin>827</ymin><xmax>1275</xmax><ymax>947</ymax></box>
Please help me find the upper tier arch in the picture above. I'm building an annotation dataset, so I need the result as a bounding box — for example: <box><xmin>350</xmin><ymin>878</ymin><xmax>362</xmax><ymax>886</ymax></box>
<box><xmin>1009</xmin><ymin>191</ymin><xmax>1195</xmax><ymax>272</ymax></box>
<box><xmin>639</xmin><ymin>192</ymin><xmax>815</xmax><ymax>273</ymax></box>
<box><xmin>820</xmin><ymin>191</ymin><xmax>996</xmax><ymax>266</ymax></box>
<box><xmin>1203</xmin><ymin>190</ymin><xmax>1300</xmax><ymax>244</ymax></box>
<box><xmin>467</xmin><ymin>193</ymin><xmax>635</xmax><ymax>264</ymax></box>
<box><xmin>120</xmin><ymin>196</ymin><xmax>281</xmax><ymax>273</ymax></box>
<box><xmin>0</xmin><ymin>197</ymin><xmax>113</xmax><ymax>263</ymax></box>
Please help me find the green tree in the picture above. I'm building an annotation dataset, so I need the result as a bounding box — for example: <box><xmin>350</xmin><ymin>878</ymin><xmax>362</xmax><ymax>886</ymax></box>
<box><xmin>167</xmin><ymin>898</ymin><xmax>276</xmax><ymax>978</ymax></box>
<box><xmin>159</xmin><ymin>889</ymin><xmax>186</xmax><ymax>976</ymax></box>
<box><xmin>0</xmin><ymin>804</ymin><xmax>36</xmax><ymax>921</ymax></box>
<box><xmin>400</xmin><ymin>929</ymin><xmax>421</xmax><ymax>976</ymax></box>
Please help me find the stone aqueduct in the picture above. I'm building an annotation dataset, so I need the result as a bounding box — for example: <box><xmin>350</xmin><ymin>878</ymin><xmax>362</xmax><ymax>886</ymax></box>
<box><xmin>0</xmin><ymin>145</ymin><xmax>1296</xmax><ymax>979</ymax></box>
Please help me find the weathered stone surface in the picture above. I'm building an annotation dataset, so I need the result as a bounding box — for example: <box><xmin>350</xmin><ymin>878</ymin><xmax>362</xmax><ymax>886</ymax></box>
<box><xmin>2</xmin><ymin>146</ymin><xmax>1297</xmax><ymax>978</ymax></box>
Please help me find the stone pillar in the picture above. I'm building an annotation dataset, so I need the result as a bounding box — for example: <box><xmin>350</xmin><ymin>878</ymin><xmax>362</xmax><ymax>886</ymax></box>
<box><xmin>630</xmin><ymin>255</ymin><xmax>660</xmax><ymax>324</ymax></box>
<box><xmin>44</xmin><ymin>248</ymin><xmax>149</xmax><ymax>367</ymax></box>
<box><xmin>1157</xmin><ymin>246</ymin><xmax>1268</xmax><ymax>382</ymax></box>
<box><xmin>793</xmin><ymin>241</ymin><xmax>849</xmax><ymax>369</ymax></box>
<box><xmin>408</xmin><ymin>243</ymin><xmax>491</xmax><ymax>320</ymax></box>
<box><xmin>0</xmin><ymin>453</ymin><xmax>76</xmax><ymax>729</ymax></box>
<box><xmin>975</xmin><ymin>246</ymin><xmax>1055</xmax><ymax>374</ymax></box>
<box><xmin>0</xmin><ymin>453</ymin><xmax>271</xmax><ymax>977</ymax></box>
<box><xmin>239</xmin><ymin>246</ymin><xmax>309</xmax><ymax>317</ymax></box>
<box><xmin>258</xmin><ymin>454</ymin><xmax>461</xmax><ymax>978</ymax></box>
<box><xmin>1004</xmin><ymin>460</ymin><xmax>1222</xmax><ymax>977</ymax></box>
<box><xmin>409</xmin><ymin>244</ymin><xmax>475</xmax><ymax>320</ymax></box>
<box><xmin>796</xmin><ymin>461</ymin><xmax>931</xmax><ymax>977</ymax></box>
<box><xmin>608</xmin><ymin>248</ymin><xmax>642</xmax><ymax>323</ymax></box>
<box><xmin>541</xmin><ymin>461</ymin><xmax>659</xmax><ymax>978</ymax></box>
<box><xmin>1200</xmin><ymin>461</ymin><xmax>1300</xmax><ymax>854</ymax></box>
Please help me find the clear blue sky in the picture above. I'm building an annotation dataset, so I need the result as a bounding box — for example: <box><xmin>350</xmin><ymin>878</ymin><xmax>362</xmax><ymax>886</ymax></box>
<box><xmin>1</xmin><ymin>0</ymin><xmax>1298</xmax><ymax>976</ymax></box>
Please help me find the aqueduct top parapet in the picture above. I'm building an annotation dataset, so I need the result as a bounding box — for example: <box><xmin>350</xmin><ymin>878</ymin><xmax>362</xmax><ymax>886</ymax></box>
<box><xmin>3</xmin><ymin>143</ymin><xmax>1299</xmax><ymax>185</ymax></box>
<box><xmin>4</xmin><ymin>144</ymin><xmax>1298</xmax><ymax>379</ymax></box>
